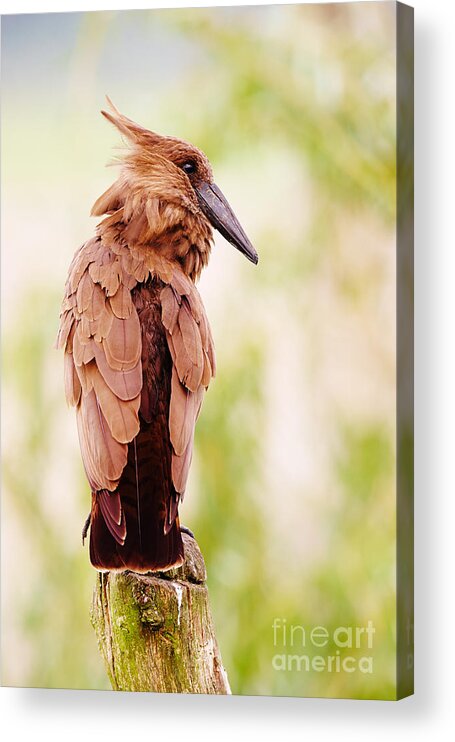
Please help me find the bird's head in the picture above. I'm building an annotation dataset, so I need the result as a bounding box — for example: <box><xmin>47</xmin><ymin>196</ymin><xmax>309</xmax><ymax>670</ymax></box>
<box><xmin>92</xmin><ymin>98</ymin><xmax>258</xmax><ymax>277</ymax></box>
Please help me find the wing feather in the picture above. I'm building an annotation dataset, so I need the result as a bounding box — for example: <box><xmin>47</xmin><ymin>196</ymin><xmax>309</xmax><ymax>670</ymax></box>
<box><xmin>76</xmin><ymin>389</ymin><xmax>126</xmax><ymax>490</ymax></box>
<box><xmin>56</xmin><ymin>310</ymin><xmax>74</xmax><ymax>350</ymax></box>
<box><xmin>97</xmin><ymin>489</ymin><xmax>127</xmax><ymax>545</ymax></box>
<box><xmin>161</xmin><ymin>267</ymin><xmax>216</xmax><ymax>497</ymax></box>
<box><xmin>169</xmin><ymin>367</ymin><xmax>200</xmax><ymax>456</ymax></box>
<box><xmin>93</xmin><ymin>343</ymin><xmax>142</xmax><ymax>400</ymax></box>
<box><xmin>102</xmin><ymin>312</ymin><xmax>141</xmax><ymax>371</ymax></box>
<box><xmin>109</xmin><ymin>283</ymin><xmax>133</xmax><ymax>319</ymax></box>
<box><xmin>160</xmin><ymin>285</ymin><xmax>180</xmax><ymax>334</ymax></box>
<box><xmin>64</xmin><ymin>351</ymin><xmax>82</xmax><ymax>406</ymax></box>
<box><xmin>57</xmin><ymin>238</ymin><xmax>142</xmax><ymax>504</ymax></box>
<box><xmin>84</xmin><ymin>362</ymin><xmax>140</xmax><ymax>444</ymax></box>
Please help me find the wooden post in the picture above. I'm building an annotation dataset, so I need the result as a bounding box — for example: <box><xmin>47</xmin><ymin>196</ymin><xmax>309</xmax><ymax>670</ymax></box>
<box><xmin>91</xmin><ymin>533</ymin><xmax>231</xmax><ymax>694</ymax></box>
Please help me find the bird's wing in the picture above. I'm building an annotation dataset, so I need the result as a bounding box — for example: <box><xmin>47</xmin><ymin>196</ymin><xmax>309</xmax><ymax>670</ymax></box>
<box><xmin>57</xmin><ymin>238</ymin><xmax>142</xmax><ymax>542</ymax></box>
<box><xmin>58</xmin><ymin>239</ymin><xmax>214</xmax><ymax>534</ymax></box>
<box><xmin>161</xmin><ymin>267</ymin><xmax>216</xmax><ymax>500</ymax></box>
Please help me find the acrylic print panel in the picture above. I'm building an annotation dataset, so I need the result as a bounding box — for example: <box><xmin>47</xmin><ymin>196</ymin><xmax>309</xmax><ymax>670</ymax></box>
<box><xmin>1</xmin><ymin>1</ymin><xmax>413</xmax><ymax>699</ymax></box>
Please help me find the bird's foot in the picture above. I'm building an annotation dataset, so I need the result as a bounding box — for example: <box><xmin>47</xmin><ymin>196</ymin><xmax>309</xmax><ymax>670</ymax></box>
<box><xmin>82</xmin><ymin>512</ymin><xmax>91</xmax><ymax>545</ymax></box>
<box><xmin>180</xmin><ymin>524</ymin><xmax>195</xmax><ymax>539</ymax></box>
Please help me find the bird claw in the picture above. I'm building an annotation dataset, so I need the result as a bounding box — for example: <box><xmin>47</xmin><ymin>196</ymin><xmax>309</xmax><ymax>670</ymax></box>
<box><xmin>82</xmin><ymin>512</ymin><xmax>91</xmax><ymax>545</ymax></box>
<box><xmin>180</xmin><ymin>524</ymin><xmax>195</xmax><ymax>539</ymax></box>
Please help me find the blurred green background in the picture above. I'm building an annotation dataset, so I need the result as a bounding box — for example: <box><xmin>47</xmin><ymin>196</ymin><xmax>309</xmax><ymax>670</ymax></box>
<box><xmin>1</xmin><ymin>3</ymin><xmax>397</xmax><ymax>698</ymax></box>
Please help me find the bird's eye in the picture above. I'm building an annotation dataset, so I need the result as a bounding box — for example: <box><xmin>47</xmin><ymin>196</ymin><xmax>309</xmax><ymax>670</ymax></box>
<box><xmin>181</xmin><ymin>161</ymin><xmax>196</xmax><ymax>175</ymax></box>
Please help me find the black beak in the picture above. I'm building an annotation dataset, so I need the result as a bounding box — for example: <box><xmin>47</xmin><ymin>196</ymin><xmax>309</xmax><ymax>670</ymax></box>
<box><xmin>195</xmin><ymin>182</ymin><xmax>259</xmax><ymax>265</ymax></box>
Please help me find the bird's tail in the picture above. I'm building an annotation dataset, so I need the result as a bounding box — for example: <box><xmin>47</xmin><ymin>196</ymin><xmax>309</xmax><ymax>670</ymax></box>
<box><xmin>89</xmin><ymin>488</ymin><xmax>184</xmax><ymax>573</ymax></box>
<box><xmin>87</xmin><ymin>401</ymin><xmax>185</xmax><ymax>573</ymax></box>
<box><xmin>88</xmin><ymin>430</ymin><xmax>185</xmax><ymax>574</ymax></box>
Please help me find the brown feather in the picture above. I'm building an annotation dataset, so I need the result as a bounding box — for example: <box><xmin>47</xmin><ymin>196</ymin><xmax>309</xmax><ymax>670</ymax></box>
<box><xmin>169</xmin><ymin>367</ymin><xmax>204</xmax><ymax>456</ymax></box>
<box><xmin>73</xmin><ymin>330</ymin><xmax>96</xmax><ymax>366</ymax></box>
<box><xmin>93</xmin><ymin>344</ymin><xmax>142</xmax><ymax>401</ymax></box>
<box><xmin>85</xmin><ymin>281</ymin><xmax>106</xmax><ymax>322</ymax></box>
<box><xmin>91</xmin><ymin>181</ymin><xmax>124</xmax><ymax>217</ymax></box>
<box><xmin>102</xmin><ymin>312</ymin><xmax>141</xmax><ymax>371</ymax></box>
<box><xmin>68</xmin><ymin>245</ymin><xmax>95</xmax><ymax>294</ymax></box>
<box><xmin>76</xmin><ymin>271</ymin><xmax>94</xmax><ymax>314</ymax></box>
<box><xmin>167</xmin><ymin>323</ymin><xmax>200</xmax><ymax>392</ymax></box>
<box><xmin>76</xmin><ymin>361</ymin><xmax>94</xmax><ymax>396</ymax></box>
<box><xmin>160</xmin><ymin>285</ymin><xmax>180</xmax><ymax>334</ymax></box>
<box><xmin>56</xmin><ymin>310</ymin><xmax>74</xmax><ymax>350</ymax></box>
<box><xmin>94</xmin><ymin>304</ymin><xmax>115</xmax><ymax>341</ymax></box>
<box><xmin>84</xmin><ymin>363</ymin><xmax>140</xmax><ymax>444</ymax></box>
<box><xmin>64</xmin><ymin>351</ymin><xmax>82</xmax><ymax>406</ymax></box>
<box><xmin>201</xmin><ymin>350</ymin><xmax>212</xmax><ymax>387</ymax></box>
<box><xmin>178</xmin><ymin>299</ymin><xmax>204</xmax><ymax>369</ymax></box>
<box><xmin>97</xmin><ymin>490</ymin><xmax>126</xmax><ymax>545</ymax></box>
<box><xmin>76</xmin><ymin>389</ymin><xmax>127</xmax><ymax>491</ymax></box>
<box><xmin>172</xmin><ymin>442</ymin><xmax>194</xmax><ymax>497</ymax></box>
<box><xmin>109</xmin><ymin>283</ymin><xmax>133</xmax><ymax>319</ymax></box>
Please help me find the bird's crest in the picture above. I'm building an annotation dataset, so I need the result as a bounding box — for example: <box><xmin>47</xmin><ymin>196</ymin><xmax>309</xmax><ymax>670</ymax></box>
<box><xmin>101</xmin><ymin>96</ymin><xmax>163</xmax><ymax>146</ymax></box>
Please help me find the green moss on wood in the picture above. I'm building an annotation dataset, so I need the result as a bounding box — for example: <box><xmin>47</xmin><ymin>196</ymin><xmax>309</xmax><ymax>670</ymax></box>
<box><xmin>90</xmin><ymin>534</ymin><xmax>230</xmax><ymax>694</ymax></box>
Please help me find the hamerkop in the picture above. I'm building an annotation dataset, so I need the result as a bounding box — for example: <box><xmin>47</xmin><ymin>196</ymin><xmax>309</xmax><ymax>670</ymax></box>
<box><xmin>57</xmin><ymin>99</ymin><xmax>258</xmax><ymax>572</ymax></box>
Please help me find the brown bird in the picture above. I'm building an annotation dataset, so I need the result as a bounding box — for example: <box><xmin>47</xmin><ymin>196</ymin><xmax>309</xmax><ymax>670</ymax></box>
<box><xmin>57</xmin><ymin>99</ymin><xmax>258</xmax><ymax>573</ymax></box>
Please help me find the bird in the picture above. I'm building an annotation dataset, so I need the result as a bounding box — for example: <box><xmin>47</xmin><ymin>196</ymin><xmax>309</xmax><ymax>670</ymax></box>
<box><xmin>57</xmin><ymin>99</ymin><xmax>258</xmax><ymax>573</ymax></box>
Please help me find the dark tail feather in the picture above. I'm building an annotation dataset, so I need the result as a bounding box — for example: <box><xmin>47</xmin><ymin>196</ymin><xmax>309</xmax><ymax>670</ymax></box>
<box><xmin>89</xmin><ymin>492</ymin><xmax>184</xmax><ymax>573</ymax></box>
<box><xmin>97</xmin><ymin>489</ymin><xmax>126</xmax><ymax>545</ymax></box>
<box><xmin>89</xmin><ymin>423</ymin><xmax>184</xmax><ymax>573</ymax></box>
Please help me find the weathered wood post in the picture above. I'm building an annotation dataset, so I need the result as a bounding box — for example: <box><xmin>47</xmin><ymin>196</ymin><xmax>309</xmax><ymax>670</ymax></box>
<box><xmin>91</xmin><ymin>533</ymin><xmax>230</xmax><ymax>694</ymax></box>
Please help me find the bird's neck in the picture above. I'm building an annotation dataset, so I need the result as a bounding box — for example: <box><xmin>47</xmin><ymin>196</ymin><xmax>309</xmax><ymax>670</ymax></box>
<box><xmin>95</xmin><ymin>196</ymin><xmax>212</xmax><ymax>283</ymax></box>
